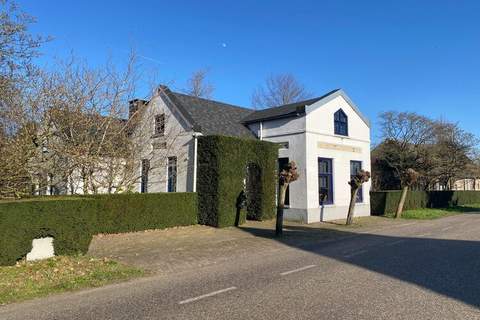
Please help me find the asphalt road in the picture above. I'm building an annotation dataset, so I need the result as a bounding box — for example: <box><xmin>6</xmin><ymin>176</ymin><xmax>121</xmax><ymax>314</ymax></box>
<box><xmin>2</xmin><ymin>214</ymin><xmax>480</xmax><ymax>320</ymax></box>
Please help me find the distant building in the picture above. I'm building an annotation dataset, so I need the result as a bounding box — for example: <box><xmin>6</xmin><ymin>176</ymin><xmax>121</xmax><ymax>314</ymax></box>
<box><xmin>449</xmin><ymin>179</ymin><xmax>480</xmax><ymax>191</ymax></box>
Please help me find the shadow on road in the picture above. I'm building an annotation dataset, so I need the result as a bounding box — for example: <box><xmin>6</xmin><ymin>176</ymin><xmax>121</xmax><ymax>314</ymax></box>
<box><xmin>238</xmin><ymin>219</ymin><xmax>480</xmax><ymax>308</ymax></box>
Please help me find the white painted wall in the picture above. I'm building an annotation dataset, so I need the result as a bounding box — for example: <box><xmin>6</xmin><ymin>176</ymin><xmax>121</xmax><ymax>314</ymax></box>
<box><xmin>131</xmin><ymin>92</ymin><xmax>195</xmax><ymax>193</ymax></box>
<box><xmin>256</xmin><ymin>93</ymin><xmax>371</xmax><ymax>223</ymax></box>
<box><xmin>304</xmin><ymin>95</ymin><xmax>371</xmax><ymax>222</ymax></box>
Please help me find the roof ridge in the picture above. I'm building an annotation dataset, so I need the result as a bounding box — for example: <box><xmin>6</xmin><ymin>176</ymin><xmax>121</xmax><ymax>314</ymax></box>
<box><xmin>262</xmin><ymin>89</ymin><xmax>341</xmax><ymax>110</ymax></box>
<box><xmin>241</xmin><ymin>89</ymin><xmax>344</xmax><ymax>124</ymax></box>
<box><xmin>169</xmin><ymin>90</ymin><xmax>253</xmax><ymax>112</ymax></box>
<box><xmin>157</xmin><ymin>84</ymin><xmax>256</xmax><ymax>138</ymax></box>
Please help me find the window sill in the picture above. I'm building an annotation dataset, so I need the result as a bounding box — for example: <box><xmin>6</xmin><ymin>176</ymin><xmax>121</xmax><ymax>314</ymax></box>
<box><xmin>319</xmin><ymin>203</ymin><xmax>334</xmax><ymax>207</ymax></box>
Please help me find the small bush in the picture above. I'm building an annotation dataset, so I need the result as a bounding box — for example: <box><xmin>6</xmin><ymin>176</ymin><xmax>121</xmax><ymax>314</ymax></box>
<box><xmin>370</xmin><ymin>190</ymin><xmax>480</xmax><ymax>215</ymax></box>
<box><xmin>197</xmin><ymin>135</ymin><xmax>278</xmax><ymax>227</ymax></box>
<box><xmin>0</xmin><ymin>193</ymin><xmax>197</xmax><ymax>266</ymax></box>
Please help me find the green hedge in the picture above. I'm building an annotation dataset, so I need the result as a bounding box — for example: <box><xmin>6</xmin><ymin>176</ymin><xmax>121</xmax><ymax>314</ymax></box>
<box><xmin>0</xmin><ymin>193</ymin><xmax>197</xmax><ymax>266</ymax></box>
<box><xmin>371</xmin><ymin>190</ymin><xmax>480</xmax><ymax>215</ymax></box>
<box><xmin>197</xmin><ymin>135</ymin><xmax>278</xmax><ymax>227</ymax></box>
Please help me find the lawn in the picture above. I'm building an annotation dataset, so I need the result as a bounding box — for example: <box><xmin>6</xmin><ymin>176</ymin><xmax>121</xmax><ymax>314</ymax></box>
<box><xmin>0</xmin><ymin>255</ymin><xmax>143</xmax><ymax>305</ymax></box>
<box><xmin>386</xmin><ymin>204</ymin><xmax>480</xmax><ymax>220</ymax></box>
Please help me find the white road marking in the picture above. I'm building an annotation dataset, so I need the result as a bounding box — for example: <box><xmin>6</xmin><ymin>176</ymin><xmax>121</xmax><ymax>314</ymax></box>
<box><xmin>280</xmin><ymin>265</ymin><xmax>317</xmax><ymax>276</ymax></box>
<box><xmin>418</xmin><ymin>233</ymin><xmax>431</xmax><ymax>237</ymax></box>
<box><xmin>343</xmin><ymin>249</ymin><xmax>368</xmax><ymax>258</ymax></box>
<box><xmin>441</xmin><ymin>226</ymin><xmax>453</xmax><ymax>231</ymax></box>
<box><xmin>398</xmin><ymin>223</ymin><xmax>415</xmax><ymax>227</ymax></box>
<box><xmin>178</xmin><ymin>286</ymin><xmax>237</xmax><ymax>305</ymax></box>
<box><xmin>384</xmin><ymin>239</ymin><xmax>407</xmax><ymax>246</ymax></box>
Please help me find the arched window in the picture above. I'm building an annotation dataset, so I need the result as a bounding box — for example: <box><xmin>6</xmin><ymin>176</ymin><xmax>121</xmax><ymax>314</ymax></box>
<box><xmin>334</xmin><ymin>109</ymin><xmax>348</xmax><ymax>136</ymax></box>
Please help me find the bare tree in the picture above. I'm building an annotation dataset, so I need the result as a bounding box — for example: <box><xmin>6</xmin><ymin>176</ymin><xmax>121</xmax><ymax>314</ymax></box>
<box><xmin>252</xmin><ymin>73</ymin><xmax>312</xmax><ymax>109</ymax></box>
<box><xmin>431</xmin><ymin>121</ymin><xmax>478</xmax><ymax>190</ymax></box>
<box><xmin>0</xmin><ymin>52</ymin><xmax>141</xmax><ymax>198</ymax></box>
<box><xmin>27</xmin><ymin>54</ymin><xmax>138</xmax><ymax>195</ymax></box>
<box><xmin>378</xmin><ymin>111</ymin><xmax>434</xmax><ymax>217</ymax></box>
<box><xmin>374</xmin><ymin>112</ymin><xmax>479</xmax><ymax>194</ymax></box>
<box><xmin>184</xmin><ymin>69</ymin><xmax>214</xmax><ymax>99</ymax></box>
<box><xmin>0</xmin><ymin>0</ymin><xmax>49</xmax><ymax>77</ymax></box>
<box><xmin>0</xmin><ymin>0</ymin><xmax>49</xmax><ymax>197</ymax></box>
<box><xmin>346</xmin><ymin>170</ymin><xmax>370</xmax><ymax>225</ymax></box>
<box><xmin>276</xmin><ymin>161</ymin><xmax>299</xmax><ymax>236</ymax></box>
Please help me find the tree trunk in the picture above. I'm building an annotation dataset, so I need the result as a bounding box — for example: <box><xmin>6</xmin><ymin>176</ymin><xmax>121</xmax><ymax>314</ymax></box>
<box><xmin>276</xmin><ymin>183</ymin><xmax>288</xmax><ymax>236</ymax></box>
<box><xmin>346</xmin><ymin>187</ymin><xmax>359</xmax><ymax>225</ymax></box>
<box><xmin>395</xmin><ymin>185</ymin><xmax>409</xmax><ymax>218</ymax></box>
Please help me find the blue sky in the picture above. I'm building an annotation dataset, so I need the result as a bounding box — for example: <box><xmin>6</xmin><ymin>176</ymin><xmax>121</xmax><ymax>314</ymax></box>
<box><xmin>20</xmin><ymin>0</ymin><xmax>480</xmax><ymax>142</ymax></box>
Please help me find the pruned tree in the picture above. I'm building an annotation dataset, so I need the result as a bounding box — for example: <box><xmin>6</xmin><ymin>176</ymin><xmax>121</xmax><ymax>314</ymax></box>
<box><xmin>276</xmin><ymin>161</ymin><xmax>299</xmax><ymax>236</ymax></box>
<box><xmin>346</xmin><ymin>170</ymin><xmax>370</xmax><ymax>225</ymax></box>
<box><xmin>395</xmin><ymin>168</ymin><xmax>419</xmax><ymax>218</ymax></box>
<box><xmin>252</xmin><ymin>73</ymin><xmax>312</xmax><ymax>109</ymax></box>
<box><xmin>184</xmin><ymin>68</ymin><xmax>214</xmax><ymax>99</ymax></box>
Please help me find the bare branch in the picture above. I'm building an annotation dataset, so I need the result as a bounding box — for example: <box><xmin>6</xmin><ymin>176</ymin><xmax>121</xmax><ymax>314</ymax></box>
<box><xmin>251</xmin><ymin>73</ymin><xmax>312</xmax><ymax>109</ymax></box>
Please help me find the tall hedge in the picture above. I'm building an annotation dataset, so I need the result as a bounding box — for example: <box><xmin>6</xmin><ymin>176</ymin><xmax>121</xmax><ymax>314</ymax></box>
<box><xmin>0</xmin><ymin>193</ymin><xmax>197</xmax><ymax>266</ymax></box>
<box><xmin>370</xmin><ymin>190</ymin><xmax>480</xmax><ymax>215</ymax></box>
<box><xmin>197</xmin><ymin>135</ymin><xmax>278</xmax><ymax>227</ymax></box>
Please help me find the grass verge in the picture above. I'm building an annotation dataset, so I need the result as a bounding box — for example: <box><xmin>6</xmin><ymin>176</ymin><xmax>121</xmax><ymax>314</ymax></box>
<box><xmin>0</xmin><ymin>255</ymin><xmax>143</xmax><ymax>305</ymax></box>
<box><xmin>385</xmin><ymin>204</ymin><xmax>480</xmax><ymax>220</ymax></box>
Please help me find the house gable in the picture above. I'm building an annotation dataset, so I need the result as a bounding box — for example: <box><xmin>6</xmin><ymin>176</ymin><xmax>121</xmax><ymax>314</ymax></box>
<box><xmin>305</xmin><ymin>89</ymin><xmax>370</xmax><ymax>128</ymax></box>
<box><xmin>305</xmin><ymin>91</ymin><xmax>370</xmax><ymax>142</ymax></box>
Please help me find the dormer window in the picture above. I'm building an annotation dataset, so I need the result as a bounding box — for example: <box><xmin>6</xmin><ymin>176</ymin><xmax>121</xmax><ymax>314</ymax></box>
<box><xmin>334</xmin><ymin>109</ymin><xmax>348</xmax><ymax>136</ymax></box>
<box><xmin>154</xmin><ymin>114</ymin><xmax>165</xmax><ymax>136</ymax></box>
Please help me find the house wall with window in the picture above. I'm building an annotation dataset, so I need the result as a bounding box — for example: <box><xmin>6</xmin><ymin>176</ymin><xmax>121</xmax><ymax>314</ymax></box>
<box><xmin>254</xmin><ymin>93</ymin><xmax>371</xmax><ymax>223</ymax></box>
<box><xmin>130</xmin><ymin>93</ymin><xmax>194</xmax><ymax>194</ymax></box>
<box><xmin>246</xmin><ymin>117</ymin><xmax>309</xmax><ymax>221</ymax></box>
<box><xmin>304</xmin><ymin>94</ymin><xmax>371</xmax><ymax>222</ymax></box>
<box><xmin>259</xmin><ymin>129</ymin><xmax>308</xmax><ymax>221</ymax></box>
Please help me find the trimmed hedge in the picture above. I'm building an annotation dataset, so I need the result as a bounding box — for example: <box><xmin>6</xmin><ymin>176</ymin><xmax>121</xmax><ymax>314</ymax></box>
<box><xmin>197</xmin><ymin>135</ymin><xmax>278</xmax><ymax>227</ymax></box>
<box><xmin>0</xmin><ymin>193</ymin><xmax>197</xmax><ymax>266</ymax></box>
<box><xmin>371</xmin><ymin>190</ymin><xmax>480</xmax><ymax>215</ymax></box>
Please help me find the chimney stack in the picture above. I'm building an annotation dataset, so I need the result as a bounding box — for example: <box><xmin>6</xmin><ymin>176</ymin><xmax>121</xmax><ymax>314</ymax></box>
<box><xmin>129</xmin><ymin>99</ymin><xmax>148</xmax><ymax>118</ymax></box>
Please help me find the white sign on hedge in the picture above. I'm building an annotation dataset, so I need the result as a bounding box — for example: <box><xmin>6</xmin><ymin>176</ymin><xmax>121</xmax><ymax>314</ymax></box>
<box><xmin>26</xmin><ymin>237</ymin><xmax>55</xmax><ymax>261</ymax></box>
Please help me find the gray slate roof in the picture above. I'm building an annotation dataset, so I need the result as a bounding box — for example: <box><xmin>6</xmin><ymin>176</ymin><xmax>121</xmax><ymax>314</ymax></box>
<box><xmin>242</xmin><ymin>89</ymin><xmax>340</xmax><ymax>123</ymax></box>
<box><xmin>160</xmin><ymin>86</ymin><xmax>256</xmax><ymax>138</ymax></box>
<box><xmin>155</xmin><ymin>85</ymin><xmax>369</xmax><ymax>138</ymax></box>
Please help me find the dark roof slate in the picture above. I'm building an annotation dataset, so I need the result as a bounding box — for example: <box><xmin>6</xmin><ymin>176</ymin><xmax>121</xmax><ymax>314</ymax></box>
<box><xmin>242</xmin><ymin>89</ymin><xmax>340</xmax><ymax>123</ymax></box>
<box><xmin>159</xmin><ymin>86</ymin><xmax>256</xmax><ymax>138</ymax></box>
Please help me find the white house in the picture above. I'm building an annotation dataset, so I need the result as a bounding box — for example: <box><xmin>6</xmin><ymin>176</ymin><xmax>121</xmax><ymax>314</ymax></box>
<box><xmin>130</xmin><ymin>85</ymin><xmax>371</xmax><ymax>223</ymax></box>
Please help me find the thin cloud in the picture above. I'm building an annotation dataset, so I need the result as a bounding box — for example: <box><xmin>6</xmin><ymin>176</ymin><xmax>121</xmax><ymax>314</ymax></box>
<box><xmin>137</xmin><ymin>54</ymin><xmax>164</xmax><ymax>65</ymax></box>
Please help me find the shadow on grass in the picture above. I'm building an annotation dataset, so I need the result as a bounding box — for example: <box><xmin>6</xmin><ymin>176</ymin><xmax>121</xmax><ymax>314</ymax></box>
<box><xmin>445</xmin><ymin>205</ymin><xmax>480</xmax><ymax>213</ymax></box>
<box><xmin>238</xmin><ymin>222</ymin><xmax>480</xmax><ymax>308</ymax></box>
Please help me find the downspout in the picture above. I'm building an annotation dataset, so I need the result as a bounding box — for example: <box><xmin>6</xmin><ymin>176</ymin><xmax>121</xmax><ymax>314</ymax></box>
<box><xmin>259</xmin><ymin>121</ymin><xmax>263</xmax><ymax>140</ymax></box>
<box><xmin>192</xmin><ymin>132</ymin><xmax>203</xmax><ymax>192</ymax></box>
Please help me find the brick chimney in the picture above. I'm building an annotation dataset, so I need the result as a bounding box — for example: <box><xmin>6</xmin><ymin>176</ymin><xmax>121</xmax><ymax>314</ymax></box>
<box><xmin>128</xmin><ymin>99</ymin><xmax>148</xmax><ymax>118</ymax></box>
